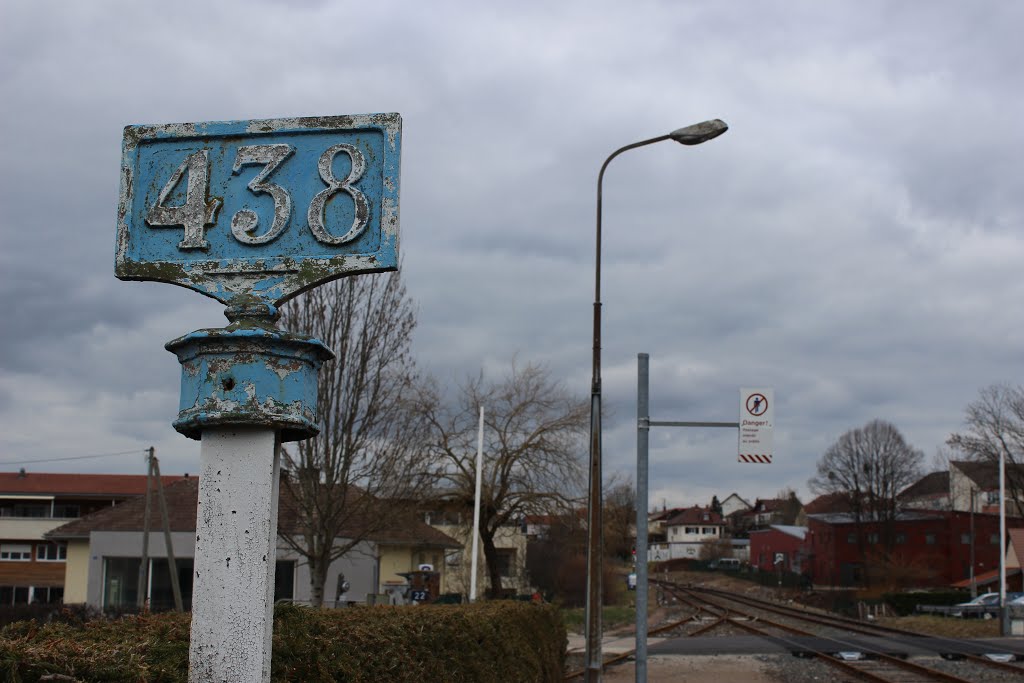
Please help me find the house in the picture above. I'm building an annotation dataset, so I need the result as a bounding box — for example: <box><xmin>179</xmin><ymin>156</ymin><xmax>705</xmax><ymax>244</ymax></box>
<box><xmin>949</xmin><ymin>461</ymin><xmax>1024</xmax><ymax>515</ymax></box>
<box><xmin>805</xmin><ymin>510</ymin><xmax>1024</xmax><ymax>589</ymax></box>
<box><xmin>749</xmin><ymin>525</ymin><xmax>807</xmax><ymax>574</ymax></box>
<box><xmin>733</xmin><ymin>495</ymin><xmax>803</xmax><ymax>535</ymax></box>
<box><xmin>0</xmin><ymin>469</ymin><xmax>185</xmax><ymax>606</ymax></box>
<box><xmin>646</xmin><ymin>507</ymin><xmax>685</xmax><ymax>544</ymax></box>
<box><xmin>898</xmin><ymin>471</ymin><xmax>951</xmax><ymax>510</ymax></box>
<box><xmin>47</xmin><ymin>478</ymin><xmax>459</xmax><ymax>609</ymax></box>
<box><xmin>648</xmin><ymin>506</ymin><xmax>724</xmax><ymax>562</ymax></box>
<box><xmin>719</xmin><ymin>493</ymin><xmax>751</xmax><ymax>518</ymax></box>
<box><xmin>900</xmin><ymin>462</ymin><xmax>1024</xmax><ymax>515</ymax></box>
<box><xmin>419</xmin><ymin>498</ymin><xmax>531</xmax><ymax>598</ymax></box>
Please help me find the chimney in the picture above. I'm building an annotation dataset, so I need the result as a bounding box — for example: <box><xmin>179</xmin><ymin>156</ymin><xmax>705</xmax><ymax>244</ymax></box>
<box><xmin>17</xmin><ymin>468</ymin><xmax>26</xmax><ymax>478</ymax></box>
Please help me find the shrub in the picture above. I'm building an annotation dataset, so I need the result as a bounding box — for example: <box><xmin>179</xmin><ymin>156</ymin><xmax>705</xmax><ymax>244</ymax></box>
<box><xmin>0</xmin><ymin>601</ymin><xmax>564</xmax><ymax>682</ymax></box>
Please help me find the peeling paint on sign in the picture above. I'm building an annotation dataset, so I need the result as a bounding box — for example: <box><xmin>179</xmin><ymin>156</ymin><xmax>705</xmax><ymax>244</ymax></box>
<box><xmin>116</xmin><ymin>114</ymin><xmax>401</xmax><ymax>314</ymax></box>
<box><xmin>166</xmin><ymin>325</ymin><xmax>333</xmax><ymax>442</ymax></box>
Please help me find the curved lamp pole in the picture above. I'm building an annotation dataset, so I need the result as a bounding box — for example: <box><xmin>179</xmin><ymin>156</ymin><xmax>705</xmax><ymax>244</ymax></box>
<box><xmin>584</xmin><ymin>119</ymin><xmax>728</xmax><ymax>682</ymax></box>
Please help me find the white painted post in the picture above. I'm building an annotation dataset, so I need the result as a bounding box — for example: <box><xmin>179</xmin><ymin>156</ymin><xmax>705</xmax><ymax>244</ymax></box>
<box><xmin>189</xmin><ymin>428</ymin><xmax>281</xmax><ymax>683</ymax></box>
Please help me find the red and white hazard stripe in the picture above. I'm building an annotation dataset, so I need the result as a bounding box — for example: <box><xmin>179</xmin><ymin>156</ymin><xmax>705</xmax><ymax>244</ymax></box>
<box><xmin>738</xmin><ymin>454</ymin><xmax>773</xmax><ymax>464</ymax></box>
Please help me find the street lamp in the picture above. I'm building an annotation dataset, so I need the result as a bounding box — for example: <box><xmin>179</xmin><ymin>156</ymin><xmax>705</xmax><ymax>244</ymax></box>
<box><xmin>584</xmin><ymin>119</ymin><xmax>728</xmax><ymax>682</ymax></box>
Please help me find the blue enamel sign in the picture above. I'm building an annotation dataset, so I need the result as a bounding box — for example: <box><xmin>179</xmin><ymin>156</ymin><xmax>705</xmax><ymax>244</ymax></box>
<box><xmin>116</xmin><ymin>114</ymin><xmax>401</xmax><ymax>310</ymax></box>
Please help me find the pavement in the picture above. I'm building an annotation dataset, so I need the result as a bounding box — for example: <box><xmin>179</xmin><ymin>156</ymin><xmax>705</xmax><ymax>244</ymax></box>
<box><xmin>566</xmin><ymin>633</ymin><xmax>667</xmax><ymax>655</ymax></box>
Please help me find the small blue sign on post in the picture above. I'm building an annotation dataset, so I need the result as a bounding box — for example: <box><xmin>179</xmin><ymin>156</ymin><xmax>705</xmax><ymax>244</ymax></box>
<box><xmin>116</xmin><ymin>113</ymin><xmax>401</xmax><ymax>317</ymax></box>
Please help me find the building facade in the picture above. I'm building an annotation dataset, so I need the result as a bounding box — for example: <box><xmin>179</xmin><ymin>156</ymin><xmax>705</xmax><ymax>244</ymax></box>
<box><xmin>0</xmin><ymin>470</ymin><xmax>184</xmax><ymax>606</ymax></box>
<box><xmin>805</xmin><ymin>510</ymin><xmax>1024</xmax><ymax>589</ymax></box>
<box><xmin>49</xmin><ymin>478</ymin><xmax>459</xmax><ymax>608</ymax></box>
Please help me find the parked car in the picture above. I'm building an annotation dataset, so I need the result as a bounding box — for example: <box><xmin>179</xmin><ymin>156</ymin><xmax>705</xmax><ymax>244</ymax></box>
<box><xmin>709</xmin><ymin>558</ymin><xmax>741</xmax><ymax>570</ymax></box>
<box><xmin>952</xmin><ymin>592</ymin><xmax>1000</xmax><ymax>618</ymax></box>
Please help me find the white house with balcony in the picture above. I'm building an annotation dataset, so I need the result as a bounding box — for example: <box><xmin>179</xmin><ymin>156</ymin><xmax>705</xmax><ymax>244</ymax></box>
<box><xmin>648</xmin><ymin>506</ymin><xmax>725</xmax><ymax>562</ymax></box>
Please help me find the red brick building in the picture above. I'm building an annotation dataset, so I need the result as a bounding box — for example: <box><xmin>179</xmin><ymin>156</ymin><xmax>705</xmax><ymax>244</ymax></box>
<box><xmin>806</xmin><ymin>510</ymin><xmax>1024</xmax><ymax>589</ymax></box>
<box><xmin>749</xmin><ymin>525</ymin><xmax>807</xmax><ymax>573</ymax></box>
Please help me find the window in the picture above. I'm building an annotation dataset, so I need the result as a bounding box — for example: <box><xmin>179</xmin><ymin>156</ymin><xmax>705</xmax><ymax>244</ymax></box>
<box><xmin>991</xmin><ymin>534</ymin><xmax>1000</xmax><ymax>545</ymax></box>
<box><xmin>925</xmin><ymin>533</ymin><xmax>937</xmax><ymax>545</ymax></box>
<box><xmin>685</xmin><ymin>527</ymin><xmax>698</xmax><ymax>535</ymax></box>
<box><xmin>961</xmin><ymin>534</ymin><xmax>971</xmax><ymax>545</ymax></box>
<box><xmin>102</xmin><ymin>557</ymin><xmax>141</xmax><ymax>609</ymax></box>
<box><xmin>847</xmin><ymin>533</ymin><xmax>856</xmax><ymax>544</ymax></box>
<box><xmin>867</xmin><ymin>533</ymin><xmax>879</xmax><ymax>545</ymax></box>
<box><xmin>494</xmin><ymin>549</ymin><xmax>517</xmax><ymax>578</ymax></box>
<box><xmin>1</xmin><ymin>586</ymin><xmax>64</xmax><ymax>604</ymax></box>
<box><xmin>986</xmin><ymin>491</ymin><xmax>1000</xmax><ymax>505</ymax></box>
<box><xmin>275</xmin><ymin>561</ymin><xmax>295</xmax><ymax>602</ymax></box>
<box><xmin>895</xmin><ymin>533</ymin><xmax>906</xmax><ymax>545</ymax></box>
<box><xmin>5</xmin><ymin>503</ymin><xmax>48</xmax><ymax>518</ymax></box>
<box><xmin>702</xmin><ymin>527</ymin><xmax>717</xmax><ymax>535</ymax></box>
<box><xmin>0</xmin><ymin>544</ymin><xmax>31</xmax><ymax>561</ymax></box>
<box><xmin>36</xmin><ymin>542</ymin><xmax>67</xmax><ymax>562</ymax></box>
<box><xmin>149</xmin><ymin>558</ymin><xmax>195</xmax><ymax>611</ymax></box>
<box><xmin>52</xmin><ymin>504</ymin><xmax>80</xmax><ymax>518</ymax></box>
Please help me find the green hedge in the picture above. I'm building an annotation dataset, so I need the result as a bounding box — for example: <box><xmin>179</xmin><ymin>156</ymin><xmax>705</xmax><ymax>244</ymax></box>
<box><xmin>0</xmin><ymin>602</ymin><xmax>565</xmax><ymax>682</ymax></box>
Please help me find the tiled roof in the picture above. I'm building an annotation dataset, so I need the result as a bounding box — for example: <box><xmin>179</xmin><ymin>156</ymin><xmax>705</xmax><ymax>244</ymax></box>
<box><xmin>803</xmin><ymin>493</ymin><xmax>853</xmax><ymax>514</ymax></box>
<box><xmin>806</xmin><ymin>511</ymin><xmax>944</xmax><ymax>525</ymax></box>
<box><xmin>0</xmin><ymin>471</ymin><xmax>186</xmax><ymax>497</ymax></box>
<box><xmin>952</xmin><ymin>460</ymin><xmax>1024</xmax><ymax>490</ymax></box>
<box><xmin>46</xmin><ymin>478</ymin><xmax>201</xmax><ymax>537</ymax></box>
<box><xmin>951</xmin><ymin>567</ymin><xmax>1021</xmax><ymax>588</ymax></box>
<box><xmin>899</xmin><ymin>471</ymin><xmax>950</xmax><ymax>500</ymax></box>
<box><xmin>664</xmin><ymin>506</ymin><xmax>723</xmax><ymax>526</ymax></box>
<box><xmin>48</xmin><ymin>478</ymin><xmax>459</xmax><ymax>548</ymax></box>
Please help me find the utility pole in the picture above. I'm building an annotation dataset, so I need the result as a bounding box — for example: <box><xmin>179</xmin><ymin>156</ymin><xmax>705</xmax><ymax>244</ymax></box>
<box><xmin>137</xmin><ymin>447</ymin><xmax>154</xmax><ymax>610</ymax></box>
<box><xmin>152</xmin><ymin>453</ymin><xmax>183</xmax><ymax>612</ymax></box>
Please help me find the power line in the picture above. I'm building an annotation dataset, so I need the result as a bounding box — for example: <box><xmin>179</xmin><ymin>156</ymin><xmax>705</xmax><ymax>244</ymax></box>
<box><xmin>0</xmin><ymin>449</ymin><xmax>148</xmax><ymax>467</ymax></box>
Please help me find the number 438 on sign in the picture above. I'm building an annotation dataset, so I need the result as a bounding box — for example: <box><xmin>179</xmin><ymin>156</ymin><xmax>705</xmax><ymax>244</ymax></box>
<box><xmin>115</xmin><ymin>114</ymin><xmax>402</xmax><ymax>309</ymax></box>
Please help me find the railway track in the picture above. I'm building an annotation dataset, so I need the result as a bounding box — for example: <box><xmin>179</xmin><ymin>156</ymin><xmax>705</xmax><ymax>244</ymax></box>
<box><xmin>663</xmin><ymin>583</ymin><xmax>1013</xmax><ymax>682</ymax></box>
<box><xmin>670</xmin><ymin>583</ymin><xmax>1024</xmax><ymax>673</ymax></box>
<box><xmin>564</xmin><ymin>580</ymin><xmax>1024</xmax><ymax>681</ymax></box>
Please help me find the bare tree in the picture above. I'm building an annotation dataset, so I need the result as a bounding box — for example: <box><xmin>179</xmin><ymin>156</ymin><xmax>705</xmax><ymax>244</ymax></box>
<box><xmin>415</xmin><ymin>362</ymin><xmax>587</xmax><ymax>598</ymax></box>
<box><xmin>774</xmin><ymin>487</ymin><xmax>803</xmax><ymax>526</ymax></box>
<box><xmin>278</xmin><ymin>272</ymin><xmax>433</xmax><ymax>607</ymax></box>
<box><xmin>808</xmin><ymin>420</ymin><xmax>924</xmax><ymax>570</ymax></box>
<box><xmin>948</xmin><ymin>384</ymin><xmax>1024</xmax><ymax>508</ymax></box>
<box><xmin>604</xmin><ymin>477</ymin><xmax>636</xmax><ymax>562</ymax></box>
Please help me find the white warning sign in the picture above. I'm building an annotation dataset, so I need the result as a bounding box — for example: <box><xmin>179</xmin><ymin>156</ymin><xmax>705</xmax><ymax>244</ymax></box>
<box><xmin>739</xmin><ymin>388</ymin><xmax>773</xmax><ymax>464</ymax></box>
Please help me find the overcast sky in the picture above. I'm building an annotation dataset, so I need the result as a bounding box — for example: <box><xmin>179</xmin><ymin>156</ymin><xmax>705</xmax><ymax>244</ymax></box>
<box><xmin>2</xmin><ymin>0</ymin><xmax>1022</xmax><ymax>510</ymax></box>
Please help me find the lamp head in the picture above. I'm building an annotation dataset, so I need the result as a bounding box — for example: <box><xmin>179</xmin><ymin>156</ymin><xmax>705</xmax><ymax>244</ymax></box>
<box><xmin>669</xmin><ymin>119</ymin><xmax>728</xmax><ymax>146</ymax></box>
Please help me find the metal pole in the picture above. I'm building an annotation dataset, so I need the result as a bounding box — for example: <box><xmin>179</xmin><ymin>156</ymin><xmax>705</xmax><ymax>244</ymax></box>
<box><xmin>1000</xmin><ymin>447</ymin><xmax>1008</xmax><ymax>635</ymax></box>
<box><xmin>470</xmin><ymin>406</ymin><xmax>484</xmax><ymax>602</ymax></box>
<box><xmin>583</xmin><ymin>122</ymin><xmax>727</xmax><ymax>681</ymax></box>
<box><xmin>635</xmin><ymin>353</ymin><xmax>650</xmax><ymax>683</ymax></box>
<box><xmin>585</xmin><ymin>134</ymin><xmax>670</xmax><ymax>682</ymax></box>
<box><xmin>969</xmin><ymin>488</ymin><xmax>976</xmax><ymax>598</ymax></box>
